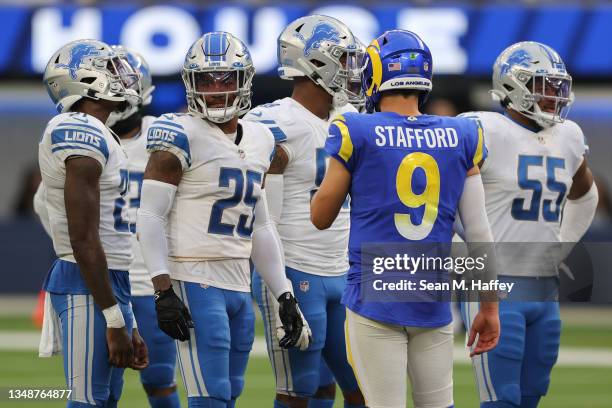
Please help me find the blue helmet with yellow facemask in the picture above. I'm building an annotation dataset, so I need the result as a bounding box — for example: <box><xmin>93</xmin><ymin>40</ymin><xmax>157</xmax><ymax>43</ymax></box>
<box><xmin>361</xmin><ymin>30</ymin><xmax>433</xmax><ymax>113</ymax></box>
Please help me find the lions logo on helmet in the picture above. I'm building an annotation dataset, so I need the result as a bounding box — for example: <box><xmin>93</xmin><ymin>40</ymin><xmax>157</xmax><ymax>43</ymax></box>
<box><xmin>500</xmin><ymin>49</ymin><xmax>532</xmax><ymax>78</ymax></box>
<box><xmin>56</xmin><ymin>43</ymin><xmax>101</xmax><ymax>80</ymax></box>
<box><xmin>294</xmin><ymin>22</ymin><xmax>341</xmax><ymax>56</ymax></box>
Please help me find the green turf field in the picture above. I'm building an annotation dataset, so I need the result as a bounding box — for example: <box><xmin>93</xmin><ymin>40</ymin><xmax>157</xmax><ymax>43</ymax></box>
<box><xmin>1</xmin><ymin>313</ymin><xmax>611</xmax><ymax>407</ymax></box>
<box><xmin>0</xmin><ymin>351</ymin><xmax>611</xmax><ymax>407</ymax></box>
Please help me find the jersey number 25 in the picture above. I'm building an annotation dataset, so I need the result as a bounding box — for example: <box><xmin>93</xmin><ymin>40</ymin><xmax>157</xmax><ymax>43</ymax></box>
<box><xmin>208</xmin><ymin>168</ymin><xmax>262</xmax><ymax>237</ymax></box>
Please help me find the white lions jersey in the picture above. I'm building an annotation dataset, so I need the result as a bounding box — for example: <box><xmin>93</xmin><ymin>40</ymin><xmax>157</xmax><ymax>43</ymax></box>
<box><xmin>244</xmin><ymin>98</ymin><xmax>355</xmax><ymax>277</ymax></box>
<box><xmin>38</xmin><ymin>112</ymin><xmax>132</xmax><ymax>270</ymax></box>
<box><xmin>461</xmin><ymin>111</ymin><xmax>588</xmax><ymax>277</ymax></box>
<box><xmin>146</xmin><ymin>113</ymin><xmax>275</xmax><ymax>291</ymax></box>
<box><xmin>122</xmin><ymin>115</ymin><xmax>155</xmax><ymax>296</ymax></box>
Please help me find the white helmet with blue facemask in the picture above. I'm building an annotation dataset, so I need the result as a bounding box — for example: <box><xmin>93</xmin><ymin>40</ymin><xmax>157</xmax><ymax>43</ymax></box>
<box><xmin>182</xmin><ymin>32</ymin><xmax>255</xmax><ymax>124</ymax></box>
<box><xmin>492</xmin><ymin>41</ymin><xmax>574</xmax><ymax>128</ymax></box>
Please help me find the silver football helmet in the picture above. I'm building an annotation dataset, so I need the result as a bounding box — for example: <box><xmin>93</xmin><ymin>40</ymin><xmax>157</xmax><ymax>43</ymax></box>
<box><xmin>182</xmin><ymin>32</ymin><xmax>255</xmax><ymax>123</ymax></box>
<box><xmin>106</xmin><ymin>45</ymin><xmax>156</xmax><ymax>127</ymax></box>
<box><xmin>492</xmin><ymin>41</ymin><xmax>573</xmax><ymax>128</ymax></box>
<box><xmin>277</xmin><ymin>15</ymin><xmax>363</xmax><ymax>107</ymax></box>
<box><xmin>43</xmin><ymin>39</ymin><xmax>140</xmax><ymax>113</ymax></box>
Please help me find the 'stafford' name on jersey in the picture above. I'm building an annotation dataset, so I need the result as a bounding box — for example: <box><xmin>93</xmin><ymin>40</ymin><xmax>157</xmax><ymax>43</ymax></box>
<box><xmin>374</xmin><ymin>125</ymin><xmax>459</xmax><ymax>148</ymax></box>
<box><xmin>325</xmin><ymin>112</ymin><xmax>485</xmax><ymax>328</ymax></box>
<box><xmin>122</xmin><ymin>115</ymin><xmax>155</xmax><ymax>296</ymax></box>
<box><xmin>38</xmin><ymin>112</ymin><xmax>132</xmax><ymax>270</ymax></box>
<box><xmin>244</xmin><ymin>98</ymin><xmax>357</xmax><ymax>277</ymax></box>
<box><xmin>145</xmin><ymin>113</ymin><xmax>275</xmax><ymax>261</ymax></box>
<box><xmin>461</xmin><ymin>111</ymin><xmax>588</xmax><ymax>277</ymax></box>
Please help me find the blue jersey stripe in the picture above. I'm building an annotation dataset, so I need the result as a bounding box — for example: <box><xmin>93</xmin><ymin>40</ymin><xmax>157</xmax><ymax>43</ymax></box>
<box><xmin>268</xmin><ymin>126</ymin><xmax>287</xmax><ymax>143</ymax></box>
<box><xmin>51</xmin><ymin>127</ymin><xmax>109</xmax><ymax>160</ymax></box>
<box><xmin>147</xmin><ymin>141</ymin><xmax>192</xmax><ymax>166</ymax></box>
<box><xmin>151</xmin><ymin>120</ymin><xmax>184</xmax><ymax>130</ymax></box>
<box><xmin>258</xmin><ymin>120</ymin><xmax>276</xmax><ymax>124</ymax></box>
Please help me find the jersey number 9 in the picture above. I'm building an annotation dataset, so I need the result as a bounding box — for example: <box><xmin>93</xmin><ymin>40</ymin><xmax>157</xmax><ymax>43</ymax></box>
<box><xmin>394</xmin><ymin>152</ymin><xmax>440</xmax><ymax>240</ymax></box>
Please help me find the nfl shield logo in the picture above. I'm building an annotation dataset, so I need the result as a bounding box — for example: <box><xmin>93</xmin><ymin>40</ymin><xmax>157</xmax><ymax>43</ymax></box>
<box><xmin>423</xmin><ymin>62</ymin><xmax>429</xmax><ymax>72</ymax></box>
<box><xmin>299</xmin><ymin>280</ymin><xmax>310</xmax><ymax>292</ymax></box>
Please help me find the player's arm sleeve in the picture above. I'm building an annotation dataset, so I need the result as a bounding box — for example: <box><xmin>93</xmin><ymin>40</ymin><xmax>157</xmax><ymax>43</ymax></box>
<box><xmin>251</xmin><ymin>192</ymin><xmax>291</xmax><ymax>298</ymax></box>
<box><xmin>50</xmin><ymin>122</ymin><xmax>109</xmax><ymax>167</ymax></box>
<box><xmin>560</xmin><ymin>181</ymin><xmax>598</xmax><ymax>243</ymax></box>
<box><xmin>146</xmin><ymin>118</ymin><xmax>192</xmax><ymax>171</ymax></box>
<box><xmin>324</xmin><ymin>115</ymin><xmax>357</xmax><ymax>172</ymax></box>
<box><xmin>33</xmin><ymin>182</ymin><xmax>52</xmax><ymax>237</ymax></box>
<box><xmin>263</xmin><ymin>127</ymin><xmax>285</xmax><ymax>225</ymax></box>
<box><xmin>136</xmin><ymin>179</ymin><xmax>177</xmax><ymax>279</ymax></box>
<box><xmin>458</xmin><ymin>174</ymin><xmax>498</xmax><ymax>284</ymax></box>
<box><xmin>265</xmin><ymin>175</ymin><xmax>284</xmax><ymax>225</ymax></box>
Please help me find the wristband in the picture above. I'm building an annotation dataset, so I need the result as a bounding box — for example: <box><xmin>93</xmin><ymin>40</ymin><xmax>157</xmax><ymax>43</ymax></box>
<box><xmin>102</xmin><ymin>304</ymin><xmax>126</xmax><ymax>328</ymax></box>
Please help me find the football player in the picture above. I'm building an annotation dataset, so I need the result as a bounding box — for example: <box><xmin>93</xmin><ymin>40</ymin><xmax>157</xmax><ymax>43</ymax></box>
<box><xmin>136</xmin><ymin>32</ymin><xmax>310</xmax><ymax>408</ymax></box>
<box><xmin>38</xmin><ymin>39</ymin><xmax>148</xmax><ymax>407</ymax></box>
<box><xmin>244</xmin><ymin>15</ymin><xmax>366</xmax><ymax>408</ymax></box>
<box><xmin>459</xmin><ymin>42</ymin><xmax>598</xmax><ymax>408</ymax></box>
<box><xmin>107</xmin><ymin>46</ymin><xmax>181</xmax><ymax>408</ymax></box>
<box><xmin>311</xmin><ymin>30</ymin><xmax>501</xmax><ymax>408</ymax></box>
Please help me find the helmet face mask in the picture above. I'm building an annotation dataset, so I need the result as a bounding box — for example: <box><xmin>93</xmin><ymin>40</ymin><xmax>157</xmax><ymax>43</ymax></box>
<box><xmin>43</xmin><ymin>40</ymin><xmax>141</xmax><ymax>113</ymax></box>
<box><xmin>183</xmin><ymin>68</ymin><xmax>253</xmax><ymax>124</ymax></box>
<box><xmin>277</xmin><ymin>15</ymin><xmax>361</xmax><ymax>106</ymax></box>
<box><xmin>524</xmin><ymin>73</ymin><xmax>573</xmax><ymax>125</ymax></box>
<box><xmin>182</xmin><ymin>32</ymin><xmax>255</xmax><ymax>124</ymax></box>
<box><xmin>492</xmin><ymin>41</ymin><xmax>574</xmax><ymax>128</ymax></box>
<box><xmin>107</xmin><ymin>46</ymin><xmax>156</xmax><ymax>127</ymax></box>
<box><xmin>341</xmin><ymin>46</ymin><xmax>366</xmax><ymax>111</ymax></box>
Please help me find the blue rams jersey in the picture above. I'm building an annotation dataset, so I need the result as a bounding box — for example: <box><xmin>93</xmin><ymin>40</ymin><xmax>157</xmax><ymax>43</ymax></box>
<box><xmin>325</xmin><ymin>111</ymin><xmax>486</xmax><ymax>327</ymax></box>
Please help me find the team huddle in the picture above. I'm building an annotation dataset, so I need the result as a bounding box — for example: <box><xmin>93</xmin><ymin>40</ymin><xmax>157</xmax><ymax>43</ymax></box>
<box><xmin>34</xmin><ymin>13</ymin><xmax>598</xmax><ymax>408</ymax></box>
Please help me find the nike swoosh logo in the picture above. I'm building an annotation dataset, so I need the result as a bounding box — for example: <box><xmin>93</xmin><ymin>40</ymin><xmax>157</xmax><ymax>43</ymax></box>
<box><xmin>250</xmin><ymin>111</ymin><xmax>263</xmax><ymax>117</ymax></box>
<box><xmin>72</xmin><ymin>115</ymin><xmax>88</xmax><ymax>123</ymax></box>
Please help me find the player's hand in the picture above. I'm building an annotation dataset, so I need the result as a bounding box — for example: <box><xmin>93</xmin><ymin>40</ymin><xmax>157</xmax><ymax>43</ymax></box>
<box><xmin>130</xmin><ymin>328</ymin><xmax>149</xmax><ymax>370</ymax></box>
<box><xmin>106</xmin><ymin>326</ymin><xmax>134</xmax><ymax>368</ymax></box>
<box><xmin>468</xmin><ymin>302</ymin><xmax>500</xmax><ymax>357</ymax></box>
<box><xmin>276</xmin><ymin>292</ymin><xmax>312</xmax><ymax>350</ymax></box>
<box><xmin>154</xmin><ymin>285</ymin><xmax>194</xmax><ymax>341</ymax></box>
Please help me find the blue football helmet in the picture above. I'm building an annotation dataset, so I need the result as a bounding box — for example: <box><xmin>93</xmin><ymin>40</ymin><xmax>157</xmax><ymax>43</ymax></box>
<box><xmin>361</xmin><ymin>30</ymin><xmax>433</xmax><ymax>113</ymax></box>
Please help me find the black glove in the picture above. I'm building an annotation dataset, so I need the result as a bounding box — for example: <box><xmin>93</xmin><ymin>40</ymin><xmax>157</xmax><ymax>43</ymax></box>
<box><xmin>277</xmin><ymin>292</ymin><xmax>304</xmax><ymax>349</ymax></box>
<box><xmin>154</xmin><ymin>285</ymin><xmax>194</xmax><ymax>341</ymax></box>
